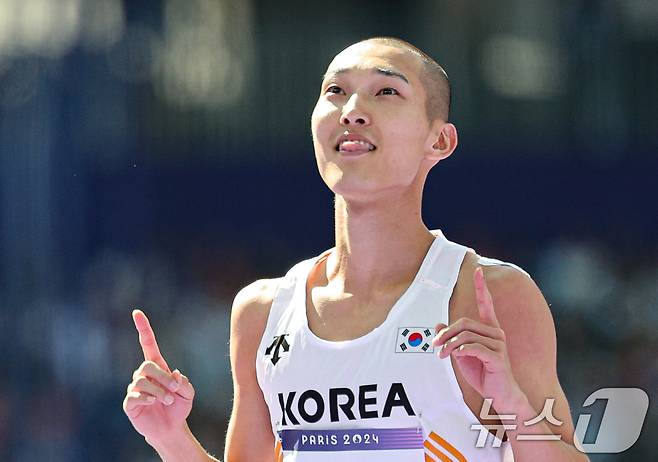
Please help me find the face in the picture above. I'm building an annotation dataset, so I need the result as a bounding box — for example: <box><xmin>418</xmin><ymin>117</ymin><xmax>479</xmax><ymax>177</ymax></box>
<box><xmin>311</xmin><ymin>42</ymin><xmax>439</xmax><ymax>201</ymax></box>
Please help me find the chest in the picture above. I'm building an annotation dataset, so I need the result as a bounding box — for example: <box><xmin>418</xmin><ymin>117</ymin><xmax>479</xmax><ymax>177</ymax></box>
<box><xmin>303</xmin><ymin>276</ymin><xmax>503</xmax><ymax>430</ymax></box>
<box><xmin>306</xmin><ymin>284</ymin><xmax>410</xmax><ymax>341</ymax></box>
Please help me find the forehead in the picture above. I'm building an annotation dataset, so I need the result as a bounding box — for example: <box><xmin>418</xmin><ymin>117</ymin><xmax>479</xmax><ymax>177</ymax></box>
<box><xmin>324</xmin><ymin>43</ymin><xmax>422</xmax><ymax>82</ymax></box>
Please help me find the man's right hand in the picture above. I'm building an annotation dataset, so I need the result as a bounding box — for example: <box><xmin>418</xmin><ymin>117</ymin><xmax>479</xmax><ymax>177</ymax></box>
<box><xmin>123</xmin><ymin>309</ymin><xmax>196</xmax><ymax>445</ymax></box>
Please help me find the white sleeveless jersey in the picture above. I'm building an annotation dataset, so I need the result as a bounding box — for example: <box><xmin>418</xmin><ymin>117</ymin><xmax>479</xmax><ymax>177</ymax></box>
<box><xmin>256</xmin><ymin>231</ymin><xmax>516</xmax><ymax>462</ymax></box>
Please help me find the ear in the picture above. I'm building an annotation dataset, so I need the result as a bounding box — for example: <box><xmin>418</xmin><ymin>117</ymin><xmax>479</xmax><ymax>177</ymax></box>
<box><xmin>425</xmin><ymin>122</ymin><xmax>458</xmax><ymax>161</ymax></box>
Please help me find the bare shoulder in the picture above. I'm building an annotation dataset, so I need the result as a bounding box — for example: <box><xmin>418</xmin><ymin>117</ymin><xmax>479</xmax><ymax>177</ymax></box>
<box><xmin>230</xmin><ymin>279</ymin><xmax>280</xmax><ymax>380</ymax></box>
<box><xmin>477</xmin><ymin>252</ymin><xmax>554</xmax><ymax>342</ymax></box>
<box><xmin>453</xmin><ymin>250</ymin><xmax>555</xmax><ymax>361</ymax></box>
<box><xmin>230</xmin><ymin>278</ymin><xmax>282</xmax><ymax>382</ymax></box>
<box><xmin>230</xmin><ymin>278</ymin><xmax>281</xmax><ymax>343</ymax></box>
<box><xmin>457</xmin><ymin>250</ymin><xmax>546</xmax><ymax>308</ymax></box>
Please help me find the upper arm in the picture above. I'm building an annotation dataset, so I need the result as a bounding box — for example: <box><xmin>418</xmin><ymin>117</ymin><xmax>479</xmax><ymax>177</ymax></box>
<box><xmin>485</xmin><ymin>265</ymin><xmax>578</xmax><ymax>445</ymax></box>
<box><xmin>224</xmin><ymin>279</ymin><xmax>279</xmax><ymax>462</ymax></box>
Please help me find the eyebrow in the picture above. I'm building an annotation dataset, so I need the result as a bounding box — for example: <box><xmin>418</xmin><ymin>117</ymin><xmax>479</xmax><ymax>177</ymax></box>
<box><xmin>322</xmin><ymin>67</ymin><xmax>410</xmax><ymax>85</ymax></box>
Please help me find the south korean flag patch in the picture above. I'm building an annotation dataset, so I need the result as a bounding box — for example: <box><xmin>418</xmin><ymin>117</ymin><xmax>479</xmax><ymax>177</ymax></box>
<box><xmin>396</xmin><ymin>327</ymin><xmax>435</xmax><ymax>353</ymax></box>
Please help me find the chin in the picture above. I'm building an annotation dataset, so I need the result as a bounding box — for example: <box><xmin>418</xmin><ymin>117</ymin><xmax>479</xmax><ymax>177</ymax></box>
<box><xmin>327</xmin><ymin>177</ymin><xmax>388</xmax><ymax>204</ymax></box>
<box><xmin>317</xmin><ymin>159</ymin><xmax>406</xmax><ymax>202</ymax></box>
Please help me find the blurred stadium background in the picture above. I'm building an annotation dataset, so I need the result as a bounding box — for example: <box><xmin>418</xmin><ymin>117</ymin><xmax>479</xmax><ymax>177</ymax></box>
<box><xmin>0</xmin><ymin>0</ymin><xmax>656</xmax><ymax>460</ymax></box>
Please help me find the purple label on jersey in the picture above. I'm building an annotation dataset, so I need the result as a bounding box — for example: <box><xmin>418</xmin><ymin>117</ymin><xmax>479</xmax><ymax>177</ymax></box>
<box><xmin>280</xmin><ymin>427</ymin><xmax>423</xmax><ymax>452</ymax></box>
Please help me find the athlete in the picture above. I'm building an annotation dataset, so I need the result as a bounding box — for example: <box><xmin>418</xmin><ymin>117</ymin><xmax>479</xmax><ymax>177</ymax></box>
<box><xmin>123</xmin><ymin>37</ymin><xmax>590</xmax><ymax>461</ymax></box>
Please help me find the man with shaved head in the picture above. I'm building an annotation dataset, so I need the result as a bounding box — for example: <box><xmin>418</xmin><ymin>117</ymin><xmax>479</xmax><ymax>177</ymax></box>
<box><xmin>123</xmin><ymin>37</ymin><xmax>589</xmax><ymax>462</ymax></box>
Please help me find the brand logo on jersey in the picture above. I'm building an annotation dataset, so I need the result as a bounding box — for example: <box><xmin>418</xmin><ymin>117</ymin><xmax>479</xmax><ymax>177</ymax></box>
<box><xmin>396</xmin><ymin>327</ymin><xmax>434</xmax><ymax>353</ymax></box>
<box><xmin>265</xmin><ymin>334</ymin><xmax>290</xmax><ymax>365</ymax></box>
<box><xmin>278</xmin><ymin>382</ymin><xmax>415</xmax><ymax>426</ymax></box>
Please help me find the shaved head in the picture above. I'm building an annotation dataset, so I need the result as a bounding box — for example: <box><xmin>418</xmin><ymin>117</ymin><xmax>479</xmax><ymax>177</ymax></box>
<box><xmin>350</xmin><ymin>37</ymin><xmax>451</xmax><ymax>122</ymax></box>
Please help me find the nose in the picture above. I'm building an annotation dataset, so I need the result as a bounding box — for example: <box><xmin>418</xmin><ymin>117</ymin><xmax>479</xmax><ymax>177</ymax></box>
<box><xmin>340</xmin><ymin>95</ymin><xmax>370</xmax><ymax>126</ymax></box>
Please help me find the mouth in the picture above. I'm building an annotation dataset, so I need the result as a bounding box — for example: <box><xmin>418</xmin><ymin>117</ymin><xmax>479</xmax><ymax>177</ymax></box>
<box><xmin>334</xmin><ymin>134</ymin><xmax>377</xmax><ymax>155</ymax></box>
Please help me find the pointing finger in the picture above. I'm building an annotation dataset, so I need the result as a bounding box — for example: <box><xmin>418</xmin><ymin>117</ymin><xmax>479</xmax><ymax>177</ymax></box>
<box><xmin>474</xmin><ymin>267</ymin><xmax>500</xmax><ymax>328</ymax></box>
<box><xmin>132</xmin><ymin>309</ymin><xmax>170</xmax><ymax>372</ymax></box>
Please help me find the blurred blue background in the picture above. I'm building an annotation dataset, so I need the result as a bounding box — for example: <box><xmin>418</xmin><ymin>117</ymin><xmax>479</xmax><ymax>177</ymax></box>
<box><xmin>0</xmin><ymin>0</ymin><xmax>656</xmax><ymax>460</ymax></box>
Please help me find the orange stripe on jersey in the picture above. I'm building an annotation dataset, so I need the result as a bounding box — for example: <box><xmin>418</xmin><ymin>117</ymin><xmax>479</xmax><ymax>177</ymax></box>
<box><xmin>428</xmin><ymin>431</ymin><xmax>467</xmax><ymax>462</ymax></box>
<box><xmin>424</xmin><ymin>440</ymin><xmax>452</xmax><ymax>462</ymax></box>
<box><xmin>274</xmin><ymin>440</ymin><xmax>283</xmax><ymax>462</ymax></box>
<box><xmin>425</xmin><ymin>453</ymin><xmax>436</xmax><ymax>462</ymax></box>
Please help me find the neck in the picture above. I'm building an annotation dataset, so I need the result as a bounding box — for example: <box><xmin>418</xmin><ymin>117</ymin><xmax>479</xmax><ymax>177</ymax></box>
<box><xmin>325</xmin><ymin>189</ymin><xmax>435</xmax><ymax>298</ymax></box>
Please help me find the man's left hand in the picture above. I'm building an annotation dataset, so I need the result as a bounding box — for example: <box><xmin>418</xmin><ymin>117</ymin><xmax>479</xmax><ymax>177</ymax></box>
<box><xmin>433</xmin><ymin>266</ymin><xmax>526</xmax><ymax>413</ymax></box>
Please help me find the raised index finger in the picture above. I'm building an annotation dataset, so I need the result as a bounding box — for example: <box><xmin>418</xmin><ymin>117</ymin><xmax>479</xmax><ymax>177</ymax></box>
<box><xmin>132</xmin><ymin>309</ymin><xmax>170</xmax><ymax>372</ymax></box>
<box><xmin>474</xmin><ymin>267</ymin><xmax>500</xmax><ymax>328</ymax></box>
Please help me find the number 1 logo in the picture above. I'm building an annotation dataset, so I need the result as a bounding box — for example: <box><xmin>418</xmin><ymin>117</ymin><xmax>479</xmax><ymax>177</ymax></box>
<box><xmin>574</xmin><ymin>388</ymin><xmax>649</xmax><ymax>453</ymax></box>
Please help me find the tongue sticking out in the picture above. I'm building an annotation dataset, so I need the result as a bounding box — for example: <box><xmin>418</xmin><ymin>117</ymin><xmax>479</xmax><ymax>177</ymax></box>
<box><xmin>339</xmin><ymin>141</ymin><xmax>375</xmax><ymax>153</ymax></box>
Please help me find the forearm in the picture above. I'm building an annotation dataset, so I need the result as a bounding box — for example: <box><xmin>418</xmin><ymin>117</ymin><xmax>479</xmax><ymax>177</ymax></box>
<box><xmin>503</xmin><ymin>394</ymin><xmax>590</xmax><ymax>462</ymax></box>
<box><xmin>147</xmin><ymin>422</ymin><xmax>221</xmax><ymax>462</ymax></box>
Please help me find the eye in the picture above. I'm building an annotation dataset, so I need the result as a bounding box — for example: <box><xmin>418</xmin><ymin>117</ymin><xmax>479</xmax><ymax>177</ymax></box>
<box><xmin>377</xmin><ymin>87</ymin><xmax>399</xmax><ymax>96</ymax></box>
<box><xmin>325</xmin><ymin>85</ymin><xmax>344</xmax><ymax>95</ymax></box>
